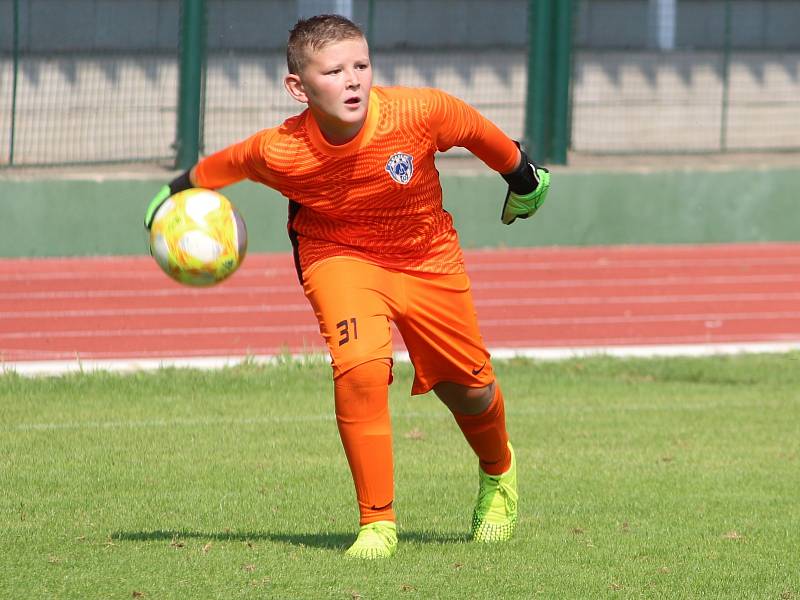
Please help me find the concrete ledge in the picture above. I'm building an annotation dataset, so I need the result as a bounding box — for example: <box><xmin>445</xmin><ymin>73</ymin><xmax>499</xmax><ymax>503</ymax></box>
<box><xmin>0</xmin><ymin>167</ymin><xmax>798</xmax><ymax>257</ymax></box>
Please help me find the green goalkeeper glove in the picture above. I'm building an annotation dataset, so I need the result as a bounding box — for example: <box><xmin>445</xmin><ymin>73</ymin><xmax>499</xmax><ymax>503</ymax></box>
<box><xmin>144</xmin><ymin>185</ymin><xmax>171</xmax><ymax>230</ymax></box>
<box><xmin>501</xmin><ymin>164</ymin><xmax>550</xmax><ymax>225</ymax></box>
<box><xmin>144</xmin><ymin>169</ymin><xmax>194</xmax><ymax>230</ymax></box>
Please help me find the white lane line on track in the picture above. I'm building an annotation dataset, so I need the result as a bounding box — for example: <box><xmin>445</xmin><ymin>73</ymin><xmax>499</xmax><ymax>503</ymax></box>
<box><xmin>474</xmin><ymin>292</ymin><xmax>800</xmax><ymax>306</ymax></box>
<box><xmin>0</xmin><ymin>268</ymin><xmax>297</xmax><ymax>282</ymax></box>
<box><xmin>2</xmin><ymin>273</ymin><xmax>799</xmax><ymax>301</ymax></box>
<box><xmin>5</xmin><ymin>328</ymin><xmax>800</xmax><ymax>365</ymax></box>
<box><xmin>3</xmin><ymin>292</ymin><xmax>800</xmax><ymax>320</ymax></box>
<box><xmin>0</xmin><ymin>304</ymin><xmax>311</xmax><ymax>319</ymax></box>
<box><xmin>0</xmin><ymin>324</ymin><xmax>320</xmax><ymax>340</ymax></box>
<box><xmin>0</xmin><ymin>346</ymin><xmax>325</xmax><ymax>361</ymax></box>
<box><xmin>3</xmin><ymin>341</ymin><xmax>799</xmax><ymax>379</ymax></box>
<box><xmin>3</xmin><ymin>311</ymin><xmax>800</xmax><ymax>341</ymax></box>
<box><xmin>466</xmin><ymin>256</ymin><xmax>800</xmax><ymax>271</ymax></box>
<box><xmin>479</xmin><ymin>311</ymin><xmax>800</xmax><ymax>326</ymax></box>
<box><xmin>3</xmin><ymin>312</ymin><xmax>800</xmax><ymax>340</ymax></box>
<box><xmin>0</xmin><ymin>286</ymin><xmax>301</xmax><ymax>300</ymax></box>
<box><xmin>486</xmin><ymin>332</ymin><xmax>800</xmax><ymax>348</ymax></box>
<box><xmin>475</xmin><ymin>274</ymin><xmax>800</xmax><ymax>289</ymax></box>
<box><xmin>4</xmin><ymin>333</ymin><xmax>800</xmax><ymax>362</ymax></box>
<box><xmin>4</xmin><ymin>253</ymin><xmax>800</xmax><ymax>281</ymax></box>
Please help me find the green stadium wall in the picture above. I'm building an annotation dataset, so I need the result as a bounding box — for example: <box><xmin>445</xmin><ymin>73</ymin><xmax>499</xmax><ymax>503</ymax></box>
<box><xmin>1</xmin><ymin>168</ymin><xmax>798</xmax><ymax>258</ymax></box>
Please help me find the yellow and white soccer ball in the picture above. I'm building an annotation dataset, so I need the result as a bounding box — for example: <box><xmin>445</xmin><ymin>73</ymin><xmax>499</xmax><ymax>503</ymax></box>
<box><xmin>149</xmin><ymin>188</ymin><xmax>248</xmax><ymax>287</ymax></box>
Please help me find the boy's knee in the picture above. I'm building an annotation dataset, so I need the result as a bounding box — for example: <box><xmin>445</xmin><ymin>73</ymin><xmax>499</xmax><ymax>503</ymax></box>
<box><xmin>334</xmin><ymin>359</ymin><xmax>392</xmax><ymax>423</ymax></box>
<box><xmin>335</xmin><ymin>358</ymin><xmax>393</xmax><ymax>390</ymax></box>
<box><xmin>434</xmin><ymin>380</ymin><xmax>496</xmax><ymax>415</ymax></box>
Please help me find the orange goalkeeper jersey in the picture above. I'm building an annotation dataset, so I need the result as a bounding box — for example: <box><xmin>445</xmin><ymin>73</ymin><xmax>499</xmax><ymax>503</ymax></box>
<box><xmin>194</xmin><ymin>86</ymin><xmax>519</xmax><ymax>278</ymax></box>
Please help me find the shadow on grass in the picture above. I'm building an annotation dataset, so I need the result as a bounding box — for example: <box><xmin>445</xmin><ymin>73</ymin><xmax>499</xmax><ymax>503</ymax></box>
<box><xmin>112</xmin><ymin>528</ymin><xmax>469</xmax><ymax>550</ymax></box>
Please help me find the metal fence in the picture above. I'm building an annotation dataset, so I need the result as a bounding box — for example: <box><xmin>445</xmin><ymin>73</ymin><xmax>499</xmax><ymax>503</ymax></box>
<box><xmin>1</xmin><ymin>0</ymin><xmax>798</xmax><ymax>168</ymax></box>
<box><xmin>0</xmin><ymin>0</ymin><xmax>181</xmax><ymax>166</ymax></box>
<box><xmin>571</xmin><ymin>0</ymin><xmax>800</xmax><ymax>154</ymax></box>
<box><xmin>200</xmin><ymin>0</ymin><xmax>536</xmax><ymax>162</ymax></box>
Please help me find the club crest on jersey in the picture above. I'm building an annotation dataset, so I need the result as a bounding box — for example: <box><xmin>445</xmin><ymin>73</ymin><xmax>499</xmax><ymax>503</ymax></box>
<box><xmin>385</xmin><ymin>152</ymin><xmax>414</xmax><ymax>185</ymax></box>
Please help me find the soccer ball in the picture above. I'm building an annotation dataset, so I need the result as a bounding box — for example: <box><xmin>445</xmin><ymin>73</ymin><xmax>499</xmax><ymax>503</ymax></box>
<box><xmin>149</xmin><ymin>188</ymin><xmax>248</xmax><ymax>287</ymax></box>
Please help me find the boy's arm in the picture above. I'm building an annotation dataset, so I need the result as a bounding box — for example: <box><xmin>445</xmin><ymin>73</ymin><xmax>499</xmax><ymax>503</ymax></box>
<box><xmin>427</xmin><ymin>89</ymin><xmax>550</xmax><ymax>224</ymax></box>
<box><xmin>144</xmin><ymin>132</ymin><xmax>266</xmax><ymax>229</ymax></box>
<box><xmin>427</xmin><ymin>88</ymin><xmax>518</xmax><ymax>172</ymax></box>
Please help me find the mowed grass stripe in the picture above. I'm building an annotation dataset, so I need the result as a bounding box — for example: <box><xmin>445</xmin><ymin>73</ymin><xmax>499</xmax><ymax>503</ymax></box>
<box><xmin>1</xmin><ymin>354</ymin><xmax>799</xmax><ymax>599</ymax></box>
<box><xmin>5</xmin><ymin>397</ymin><xmax>791</xmax><ymax>433</ymax></box>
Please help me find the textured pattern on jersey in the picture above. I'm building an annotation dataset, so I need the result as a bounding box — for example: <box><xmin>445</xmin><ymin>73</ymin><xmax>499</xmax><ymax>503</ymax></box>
<box><xmin>195</xmin><ymin>87</ymin><xmax>518</xmax><ymax>277</ymax></box>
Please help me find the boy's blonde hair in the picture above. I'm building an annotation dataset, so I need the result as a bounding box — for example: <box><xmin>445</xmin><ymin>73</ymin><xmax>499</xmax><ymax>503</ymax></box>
<box><xmin>287</xmin><ymin>14</ymin><xmax>366</xmax><ymax>74</ymax></box>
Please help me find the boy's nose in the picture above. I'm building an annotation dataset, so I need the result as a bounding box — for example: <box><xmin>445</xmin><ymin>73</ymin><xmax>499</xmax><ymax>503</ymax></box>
<box><xmin>345</xmin><ymin>69</ymin><xmax>360</xmax><ymax>88</ymax></box>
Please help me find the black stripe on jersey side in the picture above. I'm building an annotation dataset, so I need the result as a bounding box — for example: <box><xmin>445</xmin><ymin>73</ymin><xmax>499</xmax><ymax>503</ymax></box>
<box><xmin>287</xmin><ymin>199</ymin><xmax>304</xmax><ymax>284</ymax></box>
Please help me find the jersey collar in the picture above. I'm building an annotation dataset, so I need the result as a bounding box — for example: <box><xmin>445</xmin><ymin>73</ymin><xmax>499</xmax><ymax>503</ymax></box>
<box><xmin>306</xmin><ymin>89</ymin><xmax>380</xmax><ymax>156</ymax></box>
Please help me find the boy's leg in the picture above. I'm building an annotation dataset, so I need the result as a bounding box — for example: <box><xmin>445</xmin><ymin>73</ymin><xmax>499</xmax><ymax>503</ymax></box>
<box><xmin>302</xmin><ymin>259</ymin><xmax>401</xmax><ymax>558</ymax></box>
<box><xmin>435</xmin><ymin>380</ymin><xmax>518</xmax><ymax>543</ymax></box>
<box><xmin>434</xmin><ymin>380</ymin><xmax>511</xmax><ymax>476</ymax></box>
<box><xmin>395</xmin><ymin>270</ymin><xmax>518</xmax><ymax>541</ymax></box>
<box><xmin>334</xmin><ymin>358</ymin><xmax>396</xmax><ymax>525</ymax></box>
<box><xmin>335</xmin><ymin>358</ymin><xmax>398</xmax><ymax>559</ymax></box>
<box><xmin>394</xmin><ymin>270</ymin><xmax>511</xmax><ymax>474</ymax></box>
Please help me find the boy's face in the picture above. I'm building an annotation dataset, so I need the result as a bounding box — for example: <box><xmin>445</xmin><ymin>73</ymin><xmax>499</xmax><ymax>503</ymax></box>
<box><xmin>284</xmin><ymin>37</ymin><xmax>372</xmax><ymax>143</ymax></box>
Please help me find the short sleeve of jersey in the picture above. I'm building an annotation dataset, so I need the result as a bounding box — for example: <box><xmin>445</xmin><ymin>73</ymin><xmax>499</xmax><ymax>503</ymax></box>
<box><xmin>421</xmin><ymin>88</ymin><xmax>519</xmax><ymax>174</ymax></box>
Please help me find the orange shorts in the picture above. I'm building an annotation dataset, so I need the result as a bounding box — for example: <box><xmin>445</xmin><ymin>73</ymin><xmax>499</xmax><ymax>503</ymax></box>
<box><xmin>302</xmin><ymin>258</ymin><xmax>495</xmax><ymax>395</ymax></box>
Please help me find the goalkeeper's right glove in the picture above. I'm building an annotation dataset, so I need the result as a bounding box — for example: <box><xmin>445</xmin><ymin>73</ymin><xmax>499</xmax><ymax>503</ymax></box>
<box><xmin>500</xmin><ymin>144</ymin><xmax>550</xmax><ymax>225</ymax></box>
<box><xmin>144</xmin><ymin>169</ymin><xmax>194</xmax><ymax>230</ymax></box>
<box><xmin>501</xmin><ymin>167</ymin><xmax>550</xmax><ymax>225</ymax></box>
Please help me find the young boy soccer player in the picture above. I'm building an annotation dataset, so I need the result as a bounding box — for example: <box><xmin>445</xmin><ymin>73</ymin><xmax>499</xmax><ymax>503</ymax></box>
<box><xmin>145</xmin><ymin>14</ymin><xmax>550</xmax><ymax>559</ymax></box>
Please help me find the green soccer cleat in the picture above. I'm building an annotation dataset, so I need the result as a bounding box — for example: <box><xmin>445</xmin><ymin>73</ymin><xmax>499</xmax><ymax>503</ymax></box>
<box><xmin>344</xmin><ymin>520</ymin><xmax>397</xmax><ymax>559</ymax></box>
<box><xmin>471</xmin><ymin>442</ymin><xmax>518</xmax><ymax>543</ymax></box>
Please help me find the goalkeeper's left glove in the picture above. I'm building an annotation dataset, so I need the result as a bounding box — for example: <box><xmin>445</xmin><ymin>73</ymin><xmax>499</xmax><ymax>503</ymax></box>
<box><xmin>500</xmin><ymin>145</ymin><xmax>550</xmax><ymax>225</ymax></box>
<box><xmin>144</xmin><ymin>169</ymin><xmax>194</xmax><ymax>230</ymax></box>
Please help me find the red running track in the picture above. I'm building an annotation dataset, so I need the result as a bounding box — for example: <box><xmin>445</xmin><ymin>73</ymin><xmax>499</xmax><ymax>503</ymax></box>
<box><xmin>1</xmin><ymin>243</ymin><xmax>800</xmax><ymax>367</ymax></box>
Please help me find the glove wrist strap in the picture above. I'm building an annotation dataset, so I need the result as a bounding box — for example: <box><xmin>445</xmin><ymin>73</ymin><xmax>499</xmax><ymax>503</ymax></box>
<box><xmin>501</xmin><ymin>146</ymin><xmax>539</xmax><ymax>195</ymax></box>
<box><xmin>168</xmin><ymin>169</ymin><xmax>194</xmax><ymax>196</ymax></box>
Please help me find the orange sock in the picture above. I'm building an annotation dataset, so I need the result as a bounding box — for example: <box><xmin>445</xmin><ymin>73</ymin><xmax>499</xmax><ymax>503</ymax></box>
<box><xmin>334</xmin><ymin>358</ymin><xmax>395</xmax><ymax>525</ymax></box>
<box><xmin>452</xmin><ymin>384</ymin><xmax>511</xmax><ymax>476</ymax></box>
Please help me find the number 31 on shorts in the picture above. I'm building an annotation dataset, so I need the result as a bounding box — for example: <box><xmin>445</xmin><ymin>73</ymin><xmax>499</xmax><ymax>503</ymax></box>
<box><xmin>337</xmin><ymin>317</ymin><xmax>358</xmax><ymax>346</ymax></box>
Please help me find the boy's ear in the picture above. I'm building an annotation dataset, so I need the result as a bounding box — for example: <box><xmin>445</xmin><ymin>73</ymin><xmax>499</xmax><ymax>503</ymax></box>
<box><xmin>284</xmin><ymin>74</ymin><xmax>308</xmax><ymax>104</ymax></box>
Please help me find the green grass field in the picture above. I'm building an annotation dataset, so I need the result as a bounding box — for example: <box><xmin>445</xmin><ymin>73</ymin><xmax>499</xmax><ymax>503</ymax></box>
<box><xmin>2</xmin><ymin>353</ymin><xmax>799</xmax><ymax>599</ymax></box>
